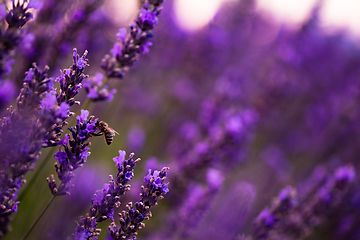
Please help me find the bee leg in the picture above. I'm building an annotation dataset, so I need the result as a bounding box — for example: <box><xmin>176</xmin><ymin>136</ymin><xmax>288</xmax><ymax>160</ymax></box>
<box><xmin>90</xmin><ymin>132</ymin><xmax>103</xmax><ymax>137</ymax></box>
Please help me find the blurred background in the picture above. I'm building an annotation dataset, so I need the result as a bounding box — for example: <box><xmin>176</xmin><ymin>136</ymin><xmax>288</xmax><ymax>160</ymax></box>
<box><xmin>3</xmin><ymin>0</ymin><xmax>360</xmax><ymax>239</ymax></box>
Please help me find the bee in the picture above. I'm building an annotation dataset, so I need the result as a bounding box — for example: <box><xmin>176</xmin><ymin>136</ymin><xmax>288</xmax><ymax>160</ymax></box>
<box><xmin>93</xmin><ymin>121</ymin><xmax>119</xmax><ymax>145</ymax></box>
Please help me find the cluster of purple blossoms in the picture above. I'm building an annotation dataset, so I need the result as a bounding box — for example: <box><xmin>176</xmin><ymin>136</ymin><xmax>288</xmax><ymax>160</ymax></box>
<box><xmin>0</xmin><ymin>46</ymin><xmax>91</xmax><ymax>236</ymax></box>
<box><xmin>101</xmin><ymin>0</ymin><xmax>163</xmax><ymax>80</ymax></box>
<box><xmin>114</xmin><ymin>1</ymin><xmax>360</xmax><ymax>239</ymax></box>
<box><xmin>3</xmin><ymin>0</ymin><xmax>360</xmax><ymax>239</ymax></box>
<box><xmin>82</xmin><ymin>72</ymin><xmax>117</xmax><ymax>102</ymax></box>
<box><xmin>42</xmin><ymin>48</ymin><xmax>89</xmax><ymax>148</ymax></box>
<box><xmin>0</xmin><ymin>63</ymin><xmax>67</xmax><ymax>235</ymax></box>
<box><xmin>0</xmin><ymin>0</ymin><xmax>168</xmax><ymax>239</ymax></box>
<box><xmin>74</xmin><ymin>151</ymin><xmax>139</xmax><ymax>239</ymax></box>
<box><xmin>74</xmin><ymin>151</ymin><xmax>169</xmax><ymax>240</ymax></box>
<box><xmin>254</xmin><ymin>165</ymin><xmax>355</xmax><ymax>240</ymax></box>
<box><xmin>0</xmin><ymin>0</ymin><xmax>41</xmax><ymax>110</ymax></box>
<box><xmin>83</xmin><ymin>0</ymin><xmax>164</xmax><ymax>102</ymax></box>
<box><xmin>47</xmin><ymin>109</ymin><xmax>98</xmax><ymax>196</ymax></box>
<box><xmin>108</xmin><ymin>166</ymin><xmax>169</xmax><ymax>240</ymax></box>
<box><xmin>0</xmin><ymin>0</ymin><xmax>38</xmax><ymax>80</ymax></box>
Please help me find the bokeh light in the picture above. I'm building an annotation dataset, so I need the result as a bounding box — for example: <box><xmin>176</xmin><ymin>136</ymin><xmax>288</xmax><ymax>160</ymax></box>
<box><xmin>256</xmin><ymin>0</ymin><xmax>318</xmax><ymax>23</ymax></box>
<box><xmin>173</xmin><ymin>0</ymin><xmax>360</xmax><ymax>35</ymax></box>
<box><xmin>322</xmin><ymin>0</ymin><xmax>360</xmax><ymax>35</ymax></box>
<box><xmin>173</xmin><ymin>0</ymin><xmax>223</xmax><ymax>32</ymax></box>
<box><xmin>103</xmin><ymin>0</ymin><xmax>139</xmax><ymax>25</ymax></box>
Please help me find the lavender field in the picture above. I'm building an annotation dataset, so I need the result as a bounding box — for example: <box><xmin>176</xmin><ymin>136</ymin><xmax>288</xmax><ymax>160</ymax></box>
<box><xmin>1</xmin><ymin>0</ymin><xmax>360</xmax><ymax>239</ymax></box>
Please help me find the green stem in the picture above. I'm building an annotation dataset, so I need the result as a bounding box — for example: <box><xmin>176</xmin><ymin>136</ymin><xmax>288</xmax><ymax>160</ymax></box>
<box><xmin>17</xmin><ymin>149</ymin><xmax>54</xmax><ymax>202</ymax></box>
<box><xmin>79</xmin><ymin>98</ymin><xmax>91</xmax><ymax>115</ymax></box>
<box><xmin>98</xmin><ymin>76</ymin><xmax>109</xmax><ymax>89</ymax></box>
<box><xmin>21</xmin><ymin>192</ymin><xmax>58</xmax><ymax>240</ymax></box>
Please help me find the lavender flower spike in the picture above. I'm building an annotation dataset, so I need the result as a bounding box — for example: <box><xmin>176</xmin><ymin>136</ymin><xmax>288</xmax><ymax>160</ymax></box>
<box><xmin>47</xmin><ymin>110</ymin><xmax>98</xmax><ymax>196</ymax></box>
<box><xmin>253</xmin><ymin>185</ymin><xmax>297</xmax><ymax>239</ymax></box>
<box><xmin>83</xmin><ymin>72</ymin><xmax>117</xmax><ymax>102</ymax></box>
<box><xmin>0</xmin><ymin>64</ymin><xmax>60</xmax><ymax>236</ymax></box>
<box><xmin>253</xmin><ymin>165</ymin><xmax>356</xmax><ymax>240</ymax></box>
<box><xmin>43</xmin><ymin>48</ymin><xmax>89</xmax><ymax>148</ymax></box>
<box><xmin>0</xmin><ymin>0</ymin><xmax>35</xmax><ymax>80</ymax></box>
<box><xmin>100</xmin><ymin>0</ymin><xmax>164</xmax><ymax>80</ymax></box>
<box><xmin>108</xmin><ymin>167</ymin><xmax>170</xmax><ymax>240</ymax></box>
<box><xmin>74</xmin><ymin>152</ymin><xmax>141</xmax><ymax>240</ymax></box>
<box><xmin>55</xmin><ymin>48</ymin><xmax>89</xmax><ymax>107</ymax></box>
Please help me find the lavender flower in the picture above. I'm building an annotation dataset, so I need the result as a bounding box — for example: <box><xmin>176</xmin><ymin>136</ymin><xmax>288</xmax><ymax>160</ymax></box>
<box><xmin>42</xmin><ymin>48</ymin><xmax>89</xmax><ymax>148</ymax></box>
<box><xmin>47</xmin><ymin>110</ymin><xmax>98</xmax><ymax>196</ymax></box>
<box><xmin>168</xmin><ymin>106</ymin><xmax>258</xmax><ymax>207</ymax></box>
<box><xmin>79</xmin><ymin>0</ymin><xmax>165</xmax><ymax>104</ymax></box>
<box><xmin>253</xmin><ymin>165</ymin><xmax>355</xmax><ymax>240</ymax></box>
<box><xmin>100</xmin><ymin>0</ymin><xmax>164</xmax><ymax>79</ymax></box>
<box><xmin>166</xmin><ymin>183</ymin><xmax>220</xmax><ymax>239</ymax></box>
<box><xmin>82</xmin><ymin>72</ymin><xmax>117</xmax><ymax>102</ymax></box>
<box><xmin>0</xmin><ymin>0</ymin><xmax>37</xmax><ymax>80</ymax></box>
<box><xmin>0</xmin><ymin>63</ymin><xmax>60</xmax><ymax>235</ymax></box>
<box><xmin>253</xmin><ymin>185</ymin><xmax>297</xmax><ymax>239</ymax></box>
<box><xmin>74</xmin><ymin>152</ymin><xmax>141</xmax><ymax>239</ymax></box>
<box><xmin>55</xmin><ymin>48</ymin><xmax>89</xmax><ymax>106</ymax></box>
<box><xmin>108</xmin><ymin>167</ymin><xmax>169</xmax><ymax>240</ymax></box>
<box><xmin>3</xmin><ymin>1</ymin><xmax>360</xmax><ymax>239</ymax></box>
<box><xmin>0</xmin><ymin>1</ymin><xmax>168</xmax><ymax>238</ymax></box>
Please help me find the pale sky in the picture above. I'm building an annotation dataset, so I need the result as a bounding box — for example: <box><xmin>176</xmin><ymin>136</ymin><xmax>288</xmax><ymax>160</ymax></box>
<box><xmin>256</xmin><ymin>0</ymin><xmax>360</xmax><ymax>35</ymax></box>
<box><xmin>104</xmin><ymin>0</ymin><xmax>360</xmax><ymax>36</ymax></box>
<box><xmin>174</xmin><ymin>0</ymin><xmax>360</xmax><ymax>35</ymax></box>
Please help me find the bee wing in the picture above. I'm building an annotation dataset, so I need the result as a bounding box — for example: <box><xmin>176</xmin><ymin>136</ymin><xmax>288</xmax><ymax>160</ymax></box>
<box><xmin>110</xmin><ymin>128</ymin><xmax>119</xmax><ymax>135</ymax></box>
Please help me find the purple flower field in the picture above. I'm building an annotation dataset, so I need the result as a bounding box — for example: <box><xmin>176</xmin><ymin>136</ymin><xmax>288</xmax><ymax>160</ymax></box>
<box><xmin>1</xmin><ymin>0</ymin><xmax>360</xmax><ymax>239</ymax></box>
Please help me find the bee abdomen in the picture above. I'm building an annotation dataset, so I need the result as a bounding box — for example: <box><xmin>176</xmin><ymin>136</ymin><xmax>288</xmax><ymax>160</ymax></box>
<box><xmin>105</xmin><ymin>133</ymin><xmax>113</xmax><ymax>145</ymax></box>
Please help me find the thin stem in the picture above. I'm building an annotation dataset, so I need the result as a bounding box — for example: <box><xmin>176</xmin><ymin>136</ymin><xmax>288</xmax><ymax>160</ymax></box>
<box><xmin>21</xmin><ymin>191</ymin><xmax>58</xmax><ymax>240</ymax></box>
<box><xmin>98</xmin><ymin>76</ymin><xmax>109</xmax><ymax>89</ymax></box>
<box><xmin>17</xmin><ymin>149</ymin><xmax>53</xmax><ymax>201</ymax></box>
<box><xmin>79</xmin><ymin>98</ymin><xmax>91</xmax><ymax>114</ymax></box>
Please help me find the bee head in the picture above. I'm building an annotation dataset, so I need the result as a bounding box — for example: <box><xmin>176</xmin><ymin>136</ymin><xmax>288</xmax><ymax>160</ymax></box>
<box><xmin>98</xmin><ymin>121</ymin><xmax>108</xmax><ymax>128</ymax></box>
